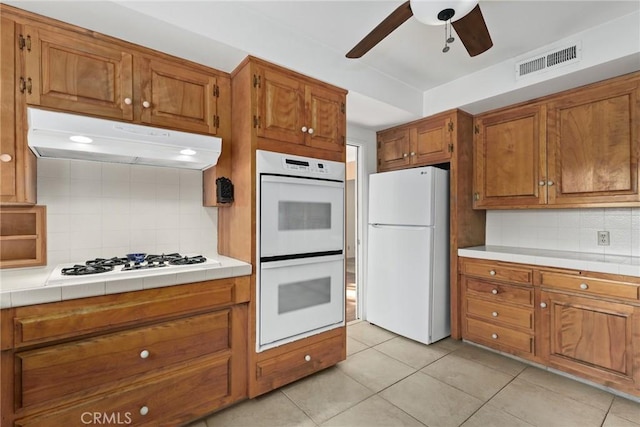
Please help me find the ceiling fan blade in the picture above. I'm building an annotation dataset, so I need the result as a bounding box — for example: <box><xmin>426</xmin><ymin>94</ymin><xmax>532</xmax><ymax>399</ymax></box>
<box><xmin>451</xmin><ymin>4</ymin><xmax>493</xmax><ymax>57</ymax></box>
<box><xmin>346</xmin><ymin>1</ymin><xmax>413</xmax><ymax>58</ymax></box>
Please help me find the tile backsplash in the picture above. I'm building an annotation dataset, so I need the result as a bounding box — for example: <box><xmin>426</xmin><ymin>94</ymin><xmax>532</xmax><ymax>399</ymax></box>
<box><xmin>38</xmin><ymin>158</ymin><xmax>217</xmax><ymax>267</ymax></box>
<box><xmin>486</xmin><ymin>208</ymin><xmax>640</xmax><ymax>257</ymax></box>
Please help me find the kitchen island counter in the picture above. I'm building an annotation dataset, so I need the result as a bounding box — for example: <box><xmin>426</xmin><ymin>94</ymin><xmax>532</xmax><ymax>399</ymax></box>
<box><xmin>459</xmin><ymin>245</ymin><xmax>640</xmax><ymax>278</ymax></box>
<box><xmin>0</xmin><ymin>255</ymin><xmax>251</xmax><ymax>308</ymax></box>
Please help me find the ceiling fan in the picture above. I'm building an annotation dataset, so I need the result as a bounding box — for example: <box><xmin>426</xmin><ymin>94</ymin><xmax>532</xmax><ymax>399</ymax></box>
<box><xmin>346</xmin><ymin>0</ymin><xmax>493</xmax><ymax>58</ymax></box>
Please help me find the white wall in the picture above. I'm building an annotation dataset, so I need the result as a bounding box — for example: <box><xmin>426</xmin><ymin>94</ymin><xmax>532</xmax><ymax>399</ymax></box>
<box><xmin>37</xmin><ymin>158</ymin><xmax>218</xmax><ymax>268</ymax></box>
<box><xmin>346</xmin><ymin>179</ymin><xmax>356</xmax><ymax>258</ymax></box>
<box><xmin>486</xmin><ymin>208</ymin><xmax>640</xmax><ymax>257</ymax></box>
<box><xmin>424</xmin><ymin>10</ymin><xmax>640</xmax><ymax>116</ymax></box>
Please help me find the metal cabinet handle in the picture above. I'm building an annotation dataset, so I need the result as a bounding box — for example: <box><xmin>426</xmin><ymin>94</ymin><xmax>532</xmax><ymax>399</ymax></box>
<box><xmin>124</xmin><ymin>97</ymin><xmax>132</xmax><ymax>105</ymax></box>
<box><xmin>540</xmin><ymin>302</ymin><xmax>547</xmax><ymax>308</ymax></box>
<box><xmin>539</xmin><ymin>181</ymin><xmax>546</xmax><ymax>186</ymax></box>
<box><xmin>403</xmin><ymin>153</ymin><xmax>408</xmax><ymax>158</ymax></box>
<box><xmin>0</xmin><ymin>154</ymin><xmax>12</xmax><ymax>163</ymax></box>
<box><xmin>304</xmin><ymin>354</ymin><xmax>311</xmax><ymax>362</ymax></box>
<box><xmin>301</xmin><ymin>126</ymin><xmax>308</xmax><ymax>133</ymax></box>
<box><xmin>140</xmin><ymin>350</ymin><xmax>150</xmax><ymax>359</ymax></box>
<box><xmin>491</xmin><ymin>333</ymin><xmax>498</xmax><ymax>339</ymax></box>
<box><xmin>580</xmin><ymin>283</ymin><xmax>589</xmax><ymax>290</ymax></box>
<box><xmin>410</xmin><ymin>152</ymin><xmax>416</xmax><ymax>156</ymax></box>
<box><xmin>140</xmin><ymin>406</ymin><xmax>149</xmax><ymax>416</ymax></box>
<box><xmin>547</xmin><ymin>180</ymin><xmax>554</xmax><ymax>186</ymax></box>
<box><xmin>491</xmin><ymin>289</ymin><xmax>498</xmax><ymax>295</ymax></box>
<box><xmin>142</xmin><ymin>101</ymin><xmax>151</xmax><ymax>108</ymax></box>
<box><xmin>308</xmin><ymin>128</ymin><xmax>314</xmax><ymax>135</ymax></box>
<box><xmin>489</xmin><ymin>270</ymin><xmax>496</xmax><ymax>276</ymax></box>
<box><xmin>491</xmin><ymin>311</ymin><xmax>498</xmax><ymax>317</ymax></box>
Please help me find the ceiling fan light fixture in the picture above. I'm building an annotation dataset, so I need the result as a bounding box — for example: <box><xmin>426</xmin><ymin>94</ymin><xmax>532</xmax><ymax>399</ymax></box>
<box><xmin>410</xmin><ymin>0</ymin><xmax>478</xmax><ymax>26</ymax></box>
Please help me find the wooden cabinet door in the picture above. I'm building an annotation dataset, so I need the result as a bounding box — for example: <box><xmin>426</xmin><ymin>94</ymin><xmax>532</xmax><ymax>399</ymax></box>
<box><xmin>1</xmin><ymin>18</ymin><xmax>35</xmax><ymax>204</ymax></box>
<box><xmin>547</xmin><ymin>79</ymin><xmax>639</xmax><ymax>205</ymax></box>
<box><xmin>305</xmin><ymin>84</ymin><xmax>345</xmax><ymax>152</ymax></box>
<box><xmin>474</xmin><ymin>105</ymin><xmax>546</xmax><ymax>208</ymax></box>
<box><xmin>1</xmin><ymin>17</ymin><xmax>18</xmax><ymax>202</ymax></box>
<box><xmin>377</xmin><ymin>128</ymin><xmax>411</xmax><ymax>171</ymax></box>
<box><xmin>137</xmin><ymin>57</ymin><xmax>219</xmax><ymax>135</ymax></box>
<box><xmin>255</xmin><ymin>66</ymin><xmax>305</xmax><ymax>144</ymax></box>
<box><xmin>24</xmin><ymin>25</ymin><xmax>133</xmax><ymax>120</ymax></box>
<box><xmin>412</xmin><ymin>114</ymin><xmax>453</xmax><ymax>165</ymax></box>
<box><xmin>539</xmin><ymin>290</ymin><xmax>639</xmax><ymax>390</ymax></box>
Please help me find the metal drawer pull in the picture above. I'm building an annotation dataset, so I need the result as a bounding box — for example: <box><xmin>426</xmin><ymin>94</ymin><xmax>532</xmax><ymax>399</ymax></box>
<box><xmin>579</xmin><ymin>283</ymin><xmax>589</xmax><ymax>290</ymax></box>
<box><xmin>489</xmin><ymin>270</ymin><xmax>496</xmax><ymax>276</ymax></box>
<box><xmin>304</xmin><ymin>354</ymin><xmax>311</xmax><ymax>362</ymax></box>
<box><xmin>140</xmin><ymin>406</ymin><xmax>149</xmax><ymax>416</ymax></box>
<box><xmin>491</xmin><ymin>333</ymin><xmax>498</xmax><ymax>339</ymax></box>
<box><xmin>539</xmin><ymin>180</ymin><xmax>546</xmax><ymax>186</ymax></box>
<box><xmin>124</xmin><ymin>97</ymin><xmax>132</xmax><ymax>105</ymax></box>
<box><xmin>540</xmin><ymin>302</ymin><xmax>547</xmax><ymax>308</ymax></box>
<box><xmin>140</xmin><ymin>350</ymin><xmax>150</xmax><ymax>359</ymax></box>
<box><xmin>0</xmin><ymin>154</ymin><xmax>12</xmax><ymax>162</ymax></box>
<box><xmin>491</xmin><ymin>289</ymin><xmax>498</xmax><ymax>295</ymax></box>
<box><xmin>491</xmin><ymin>311</ymin><xmax>498</xmax><ymax>317</ymax></box>
<box><xmin>301</xmin><ymin>126</ymin><xmax>308</xmax><ymax>133</ymax></box>
<box><xmin>142</xmin><ymin>100</ymin><xmax>151</xmax><ymax>108</ymax></box>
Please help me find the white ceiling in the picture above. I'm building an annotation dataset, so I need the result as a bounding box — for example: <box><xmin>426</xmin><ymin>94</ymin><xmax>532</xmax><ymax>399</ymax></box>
<box><xmin>6</xmin><ymin>1</ymin><xmax>640</xmax><ymax>131</ymax></box>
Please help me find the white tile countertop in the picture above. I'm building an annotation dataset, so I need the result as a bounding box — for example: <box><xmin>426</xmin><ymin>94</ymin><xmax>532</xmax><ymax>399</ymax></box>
<box><xmin>0</xmin><ymin>255</ymin><xmax>252</xmax><ymax>309</ymax></box>
<box><xmin>458</xmin><ymin>246</ymin><xmax>640</xmax><ymax>278</ymax></box>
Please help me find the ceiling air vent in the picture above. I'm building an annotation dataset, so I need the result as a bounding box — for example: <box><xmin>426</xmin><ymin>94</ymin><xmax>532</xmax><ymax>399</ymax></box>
<box><xmin>516</xmin><ymin>42</ymin><xmax>581</xmax><ymax>79</ymax></box>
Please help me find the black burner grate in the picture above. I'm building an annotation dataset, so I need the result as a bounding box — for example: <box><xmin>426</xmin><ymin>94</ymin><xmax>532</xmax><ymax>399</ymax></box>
<box><xmin>86</xmin><ymin>257</ymin><xmax>129</xmax><ymax>268</ymax></box>
<box><xmin>61</xmin><ymin>264</ymin><xmax>114</xmax><ymax>276</ymax></box>
<box><xmin>169</xmin><ymin>255</ymin><xmax>207</xmax><ymax>265</ymax></box>
<box><xmin>60</xmin><ymin>252</ymin><xmax>207</xmax><ymax>275</ymax></box>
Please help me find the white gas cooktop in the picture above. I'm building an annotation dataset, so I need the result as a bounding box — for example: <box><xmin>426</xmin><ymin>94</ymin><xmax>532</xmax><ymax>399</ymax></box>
<box><xmin>46</xmin><ymin>254</ymin><xmax>222</xmax><ymax>286</ymax></box>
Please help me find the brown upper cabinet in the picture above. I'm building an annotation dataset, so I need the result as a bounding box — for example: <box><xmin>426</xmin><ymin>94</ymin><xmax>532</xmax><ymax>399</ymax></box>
<box><xmin>2</xmin><ymin>4</ymin><xmax>233</xmax><ymax>208</ymax></box>
<box><xmin>1</xmin><ymin>16</ymin><xmax>36</xmax><ymax>205</ymax></box>
<box><xmin>378</xmin><ymin>111</ymin><xmax>454</xmax><ymax>172</ymax></box>
<box><xmin>473</xmin><ymin>72</ymin><xmax>639</xmax><ymax>209</ymax></box>
<box><xmin>546</xmin><ymin>78</ymin><xmax>639</xmax><ymax>205</ymax></box>
<box><xmin>21</xmin><ymin>24</ymin><xmax>221</xmax><ymax>135</ymax></box>
<box><xmin>254</xmin><ymin>63</ymin><xmax>346</xmax><ymax>154</ymax></box>
<box><xmin>473</xmin><ymin>104</ymin><xmax>546</xmax><ymax>208</ymax></box>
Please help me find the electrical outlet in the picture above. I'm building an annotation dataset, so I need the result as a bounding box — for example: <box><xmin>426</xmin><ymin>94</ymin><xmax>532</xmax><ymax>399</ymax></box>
<box><xmin>598</xmin><ymin>231</ymin><xmax>610</xmax><ymax>246</ymax></box>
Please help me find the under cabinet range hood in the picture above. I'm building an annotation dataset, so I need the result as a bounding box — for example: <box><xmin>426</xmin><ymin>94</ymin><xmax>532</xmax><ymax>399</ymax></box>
<box><xmin>26</xmin><ymin>108</ymin><xmax>222</xmax><ymax>170</ymax></box>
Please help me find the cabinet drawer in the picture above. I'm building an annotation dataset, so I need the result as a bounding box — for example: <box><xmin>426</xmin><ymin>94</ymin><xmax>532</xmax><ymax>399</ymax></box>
<box><xmin>256</xmin><ymin>334</ymin><xmax>344</xmax><ymax>393</ymax></box>
<box><xmin>465</xmin><ymin>318</ymin><xmax>533</xmax><ymax>354</ymax></box>
<box><xmin>466</xmin><ymin>297</ymin><xmax>533</xmax><ymax>330</ymax></box>
<box><xmin>463</xmin><ymin>261</ymin><xmax>532</xmax><ymax>284</ymax></box>
<box><xmin>540</xmin><ymin>272</ymin><xmax>639</xmax><ymax>301</ymax></box>
<box><xmin>465</xmin><ymin>278</ymin><xmax>533</xmax><ymax>306</ymax></box>
<box><xmin>18</xmin><ymin>310</ymin><xmax>230</xmax><ymax>409</ymax></box>
<box><xmin>15</xmin><ymin>354</ymin><xmax>231</xmax><ymax>427</ymax></box>
<box><xmin>13</xmin><ymin>277</ymin><xmax>248</xmax><ymax>347</ymax></box>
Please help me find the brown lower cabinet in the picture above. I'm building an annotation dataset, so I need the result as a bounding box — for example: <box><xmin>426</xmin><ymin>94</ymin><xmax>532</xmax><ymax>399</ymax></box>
<box><xmin>539</xmin><ymin>290</ymin><xmax>639</xmax><ymax>391</ymax></box>
<box><xmin>459</xmin><ymin>257</ymin><xmax>640</xmax><ymax>397</ymax></box>
<box><xmin>1</xmin><ymin>276</ymin><xmax>250</xmax><ymax>427</ymax></box>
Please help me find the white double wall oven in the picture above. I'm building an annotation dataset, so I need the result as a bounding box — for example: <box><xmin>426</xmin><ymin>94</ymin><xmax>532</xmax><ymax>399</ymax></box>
<box><xmin>256</xmin><ymin>150</ymin><xmax>345</xmax><ymax>352</ymax></box>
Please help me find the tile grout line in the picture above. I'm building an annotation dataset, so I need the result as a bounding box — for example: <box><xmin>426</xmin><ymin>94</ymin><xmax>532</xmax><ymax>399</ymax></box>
<box><xmin>454</xmin><ymin>373</ymin><xmax>534</xmax><ymax>427</ymax></box>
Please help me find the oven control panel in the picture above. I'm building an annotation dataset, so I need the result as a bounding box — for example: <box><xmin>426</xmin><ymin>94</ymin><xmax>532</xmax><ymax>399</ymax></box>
<box><xmin>282</xmin><ymin>158</ymin><xmax>329</xmax><ymax>174</ymax></box>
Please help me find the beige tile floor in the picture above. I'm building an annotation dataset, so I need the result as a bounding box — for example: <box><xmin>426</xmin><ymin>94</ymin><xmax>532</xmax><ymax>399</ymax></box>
<box><xmin>188</xmin><ymin>321</ymin><xmax>640</xmax><ymax>427</ymax></box>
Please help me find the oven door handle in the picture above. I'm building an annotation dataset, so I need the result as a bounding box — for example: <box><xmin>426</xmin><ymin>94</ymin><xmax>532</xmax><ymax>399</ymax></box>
<box><xmin>260</xmin><ymin>254</ymin><xmax>344</xmax><ymax>269</ymax></box>
<box><xmin>261</xmin><ymin>175</ymin><xmax>344</xmax><ymax>187</ymax></box>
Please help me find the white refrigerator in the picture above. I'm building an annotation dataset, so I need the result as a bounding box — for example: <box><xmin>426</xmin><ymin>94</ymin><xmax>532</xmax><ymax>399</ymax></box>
<box><xmin>366</xmin><ymin>166</ymin><xmax>450</xmax><ymax>344</ymax></box>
